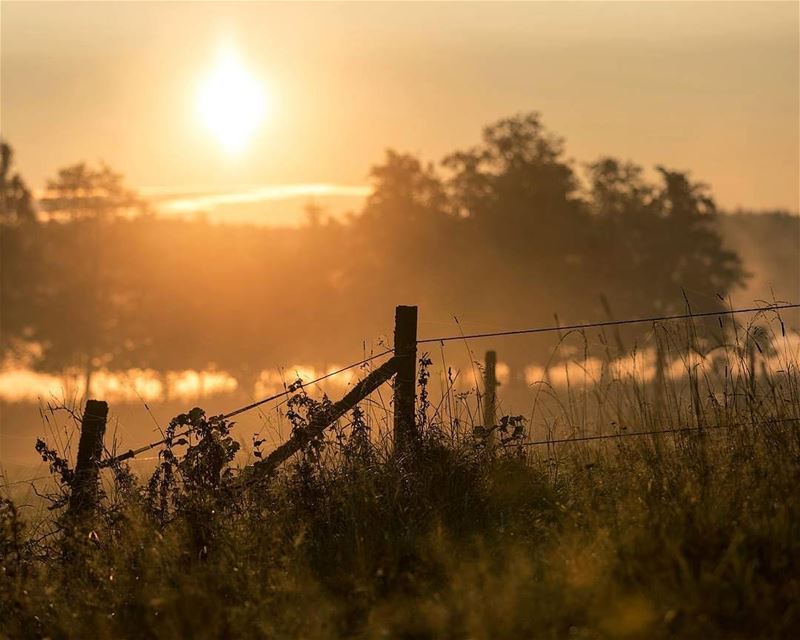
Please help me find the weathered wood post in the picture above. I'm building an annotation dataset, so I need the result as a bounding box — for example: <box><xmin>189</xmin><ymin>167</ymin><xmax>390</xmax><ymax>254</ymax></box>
<box><xmin>67</xmin><ymin>399</ymin><xmax>108</xmax><ymax>519</ymax></box>
<box><xmin>483</xmin><ymin>350</ymin><xmax>498</xmax><ymax>445</ymax></box>
<box><xmin>393</xmin><ymin>305</ymin><xmax>418</xmax><ymax>455</ymax></box>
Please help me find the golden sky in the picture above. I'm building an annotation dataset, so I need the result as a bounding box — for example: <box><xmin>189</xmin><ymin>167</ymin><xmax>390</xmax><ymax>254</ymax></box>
<box><xmin>1</xmin><ymin>1</ymin><xmax>798</xmax><ymax>220</ymax></box>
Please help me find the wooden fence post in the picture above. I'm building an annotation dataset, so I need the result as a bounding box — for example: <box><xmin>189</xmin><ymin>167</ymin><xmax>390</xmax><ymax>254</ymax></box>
<box><xmin>393</xmin><ymin>305</ymin><xmax>418</xmax><ymax>455</ymax></box>
<box><xmin>483</xmin><ymin>350</ymin><xmax>498</xmax><ymax>445</ymax></box>
<box><xmin>67</xmin><ymin>399</ymin><xmax>108</xmax><ymax>519</ymax></box>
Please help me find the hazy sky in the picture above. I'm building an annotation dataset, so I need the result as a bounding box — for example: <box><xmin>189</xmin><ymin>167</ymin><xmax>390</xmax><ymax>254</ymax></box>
<box><xmin>2</xmin><ymin>1</ymin><xmax>798</xmax><ymax>219</ymax></box>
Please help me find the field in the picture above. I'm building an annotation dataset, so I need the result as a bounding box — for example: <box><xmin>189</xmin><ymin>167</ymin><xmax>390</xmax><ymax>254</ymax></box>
<box><xmin>2</xmin><ymin>317</ymin><xmax>799</xmax><ymax>640</ymax></box>
<box><xmin>2</xmin><ymin>2</ymin><xmax>798</xmax><ymax>637</ymax></box>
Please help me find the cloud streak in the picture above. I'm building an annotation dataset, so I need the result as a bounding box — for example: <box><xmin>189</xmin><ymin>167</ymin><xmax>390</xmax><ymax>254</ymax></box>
<box><xmin>140</xmin><ymin>183</ymin><xmax>372</xmax><ymax>213</ymax></box>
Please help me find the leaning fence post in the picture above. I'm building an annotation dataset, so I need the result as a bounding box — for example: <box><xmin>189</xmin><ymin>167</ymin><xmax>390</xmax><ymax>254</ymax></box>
<box><xmin>67</xmin><ymin>399</ymin><xmax>108</xmax><ymax>519</ymax></box>
<box><xmin>483</xmin><ymin>350</ymin><xmax>498</xmax><ymax>446</ymax></box>
<box><xmin>393</xmin><ymin>305</ymin><xmax>418</xmax><ymax>455</ymax></box>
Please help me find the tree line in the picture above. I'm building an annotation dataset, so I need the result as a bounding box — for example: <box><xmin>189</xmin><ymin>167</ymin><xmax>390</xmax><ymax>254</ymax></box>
<box><xmin>4</xmin><ymin>112</ymin><xmax>784</xmax><ymax>396</ymax></box>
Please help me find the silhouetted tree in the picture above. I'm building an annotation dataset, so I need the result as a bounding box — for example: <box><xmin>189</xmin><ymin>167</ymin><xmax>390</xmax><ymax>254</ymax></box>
<box><xmin>443</xmin><ymin>113</ymin><xmax>593</xmax><ymax>366</ymax></box>
<box><xmin>30</xmin><ymin>164</ymin><xmax>149</xmax><ymax>394</ymax></box>
<box><xmin>588</xmin><ymin>158</ymin><xmax>744</xmax><ymax>317</ymax></box>
<box><xmin>0</xmin><ymin>142</ymin><xmax>39</xmax><ymax>361</ymax></box>
<box><xmin>346</xmin><ymin>150</ymin><xmax>465</xmax><ymax>332</ymax></box>
<box><xmin>0</xmin><ymin>141</ymin><xmax>35</xmax><ymax>225</ymax></box>
<box><xmin>39</xmin><ymin>163</ymin><xmax>142</xmax><ymax>222</ymax></box>
<box><xmin>445</xmin><ymin>113</ymin><xmax>585</xmax><ymax>242</ymax></box>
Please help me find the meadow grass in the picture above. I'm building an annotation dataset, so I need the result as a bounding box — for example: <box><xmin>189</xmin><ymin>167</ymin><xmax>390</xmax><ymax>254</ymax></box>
<box><xmin>1</xmin><ymin>320</ymin><xmax>799</xmax><ymax>639</ymax></box>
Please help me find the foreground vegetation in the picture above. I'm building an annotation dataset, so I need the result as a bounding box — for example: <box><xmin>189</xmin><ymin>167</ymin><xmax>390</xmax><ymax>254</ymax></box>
<box><xmin>2</xmin><ymin>322</ymin><xmax>799</xmax><ymax>640</ymax></box>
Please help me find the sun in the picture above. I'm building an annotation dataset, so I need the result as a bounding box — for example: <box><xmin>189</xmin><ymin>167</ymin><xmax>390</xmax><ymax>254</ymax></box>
<box><xmin>196</xmin><ymin>45</ymin><xmax>267</xmax><ymax>154</ymax></box>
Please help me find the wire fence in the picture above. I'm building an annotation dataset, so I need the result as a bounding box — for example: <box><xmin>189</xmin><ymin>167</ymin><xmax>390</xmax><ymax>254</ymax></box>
<box><xmin>2</xmin><ymin>302</ymin><xmax>798</xmax><ymax>481</ymax></box>
<box><xmin>214</xmin><ymin>302</ymin><xmax>798</xmax><ymax>429</ymax></box>
<box><xmin>104</xmin><ymin>349</ymin><xmax>394</xmax><ymax>465</ymax></box>
<box><xmin>6</xmin><ymin>417</ymin><xmax>799</xmax><ymax>493</ymax></box>
<box><xmin>0</xmin><ymin>475</ymin><xmax>54</xmax><ymax>490</ymax></box>
<box><xmin>417</xmin><ymin>303</ymin><xmax>799</xmax><ymax>344</ymax></box>
<box><xmin>519</xmin><ymin>416</ymin><xmax>800</xmax><ymax>448</ymax></box>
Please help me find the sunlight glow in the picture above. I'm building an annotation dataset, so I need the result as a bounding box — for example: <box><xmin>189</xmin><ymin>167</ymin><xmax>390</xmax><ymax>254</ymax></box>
<box><xmin>196</xmin><ymin>45</ymin><xmax>267</xmax><ymax>154</ymax></box>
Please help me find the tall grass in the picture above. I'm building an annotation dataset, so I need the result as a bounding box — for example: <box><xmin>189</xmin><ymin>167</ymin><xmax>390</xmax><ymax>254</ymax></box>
<box><xmin>1</xmin><ymin>318</ymin><xmax>799</xmax><ymax>639</ymax></box>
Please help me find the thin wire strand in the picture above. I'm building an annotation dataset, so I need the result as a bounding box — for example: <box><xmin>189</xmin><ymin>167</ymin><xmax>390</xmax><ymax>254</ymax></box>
<box><xmin>418</xmin><ymin>303</ymin><xmax>799</xmax><ymax>344</ymax></box>
<box><xmin>222</xmin><ymin>350</ymin><xmax>392</xmax><ymax>420</ymax></box>
<box><xmin>12</xmin><ymin>419</ymin><xmax>799</xmax><ymax>490</ymax></box>
<box><xmin>520</xmin><ymin>416</ymin><xmax>800</xmax><ymax>447</ymax></box>
<box><xmin>0</xmin><ymin>475</ymin><xmax>55</xmax><ymax>490</ymax></box>
<box><xmin>101</xmin><ymin>349</ymin><xmax>394</xmax><ymax>465</ymax></box>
